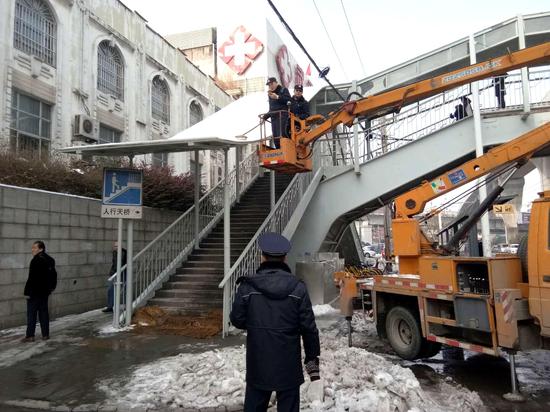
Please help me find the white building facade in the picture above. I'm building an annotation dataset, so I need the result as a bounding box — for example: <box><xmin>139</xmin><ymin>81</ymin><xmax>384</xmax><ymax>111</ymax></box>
<box><xmin>0</xmin><ymin>0</ymin><xmax>233</xmax><ymax>177</ymax></box>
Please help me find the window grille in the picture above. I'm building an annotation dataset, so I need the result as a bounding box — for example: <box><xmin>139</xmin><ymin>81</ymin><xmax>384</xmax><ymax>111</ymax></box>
<box><xmin>151</xmin><ymin>76</ymin><xmax>170</xmax><ymax>124</ymax></box>
<box><xmin>189</xmin><ymin>101</ymin><xmax>203</xmax><ymax>126</ymax></box>
<box><xmin>9</xmin><ymin>89</ymin><xmax>52</xmax><ymax>159</ymax></box>
<box><xmin>99</xmin><ymin>124</ymin><xmax>122</xmax><ymax>144</ymax></box>
<box><xmin>152</xmin><ymin>152</ymin><xmax>169</xmax><ymax>167</ymax></box>
<box><xmin>13</xmin><ymin>0</ymin><xmax>57</xmax><ymax>67</ymax></box>
<box><xmin>97</xmin><ymin>41</ymin><xmax>124</xmax><ymax>100</ymax></box>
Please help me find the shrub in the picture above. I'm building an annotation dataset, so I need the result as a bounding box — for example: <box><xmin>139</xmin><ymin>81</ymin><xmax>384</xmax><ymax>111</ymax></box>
<box><xmin>0</xmin><ymin>151</ymin><xmax>200</xmax><ymax>211</ymax></box>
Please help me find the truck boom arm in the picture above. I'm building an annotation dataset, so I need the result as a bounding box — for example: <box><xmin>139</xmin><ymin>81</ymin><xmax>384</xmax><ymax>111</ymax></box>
<box><xmin>296</xmin><ymin>42</ymin><xmax>550</xmax><ymax>148</ymax></box>
<box><xmin>394</xmin><ymin>121</ymin><xmax>550</xmax><ymax>218</ymax></box>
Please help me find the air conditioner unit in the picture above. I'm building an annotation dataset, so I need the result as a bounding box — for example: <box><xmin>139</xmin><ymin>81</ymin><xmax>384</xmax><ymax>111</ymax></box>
<box><xmin>74</xmin><ymin>115</ymin><xmax>97</xmax><ymax>142</ymax></box>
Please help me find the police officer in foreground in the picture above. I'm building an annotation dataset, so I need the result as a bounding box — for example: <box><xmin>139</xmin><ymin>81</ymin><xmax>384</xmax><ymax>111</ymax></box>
<box><xmin>230</xmin><ymin>232</ymin><xmax>320</xmax><ymax>411</ymax></box>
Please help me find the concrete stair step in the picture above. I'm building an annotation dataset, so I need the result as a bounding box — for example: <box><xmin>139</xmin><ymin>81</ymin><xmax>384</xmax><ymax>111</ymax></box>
<box><xmin>181</xmin><ymin>260</ymin><xmax>225</xmax><ymax>268</ymax></box>
<box><xmin>164</xmin><ymin>281</ymin><xmax>222</xmax><ymax>289</ymax></box>
<box><xmin>150</xmin><ymin>306</ymin><xmax>222</xmax><ymax>316</ymax></box>
<box><xmin>156</xmin><ymin>289</ymin><xmax>222</xmax><ymax>299</ymax></box>
<box><xmin>172</xmin><ymin>270</ymin><xmax>222</xmax><ymax>278</ymax></box>
<box><xmin>176</xmin><ymin>265</ymin><xmax>223</xmax><ymax>276</ymax></box>
<box><xmin>149</xmin><ymin>297</ymin><xmax>223</xmax><ymax>307</ymax></box>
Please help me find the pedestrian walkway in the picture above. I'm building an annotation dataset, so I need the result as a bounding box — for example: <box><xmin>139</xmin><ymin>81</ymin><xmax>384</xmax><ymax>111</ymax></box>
<box><xmin>0</xmin><ymin>310</ymin><xmax>244</xmax><ymax>412</ymax></box>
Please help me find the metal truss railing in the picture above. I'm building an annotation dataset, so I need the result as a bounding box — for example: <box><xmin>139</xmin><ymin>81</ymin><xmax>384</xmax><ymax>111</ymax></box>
<box><xmin>325</xmin><ymin>67</ymin><xmax>550</xmax><ymax>165</ymax></box>
<box><xmin>112</xmin><ymin>151</ymin><xmax>260</xmax><ymax>325</ymax></box>
<box><xmin>218</xmin><ymin>167</ymin><xmax>316</xmax><ymax>336</ymax></box>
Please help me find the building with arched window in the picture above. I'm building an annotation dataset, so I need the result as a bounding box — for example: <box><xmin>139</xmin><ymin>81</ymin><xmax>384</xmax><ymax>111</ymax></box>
<box><xmin>0</xmin><ymin>0</ymin><xmax>233</xmax><ymax>174</ymax></box>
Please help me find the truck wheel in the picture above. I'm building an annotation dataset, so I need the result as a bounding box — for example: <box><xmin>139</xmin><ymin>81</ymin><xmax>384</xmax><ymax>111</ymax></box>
<box><xmin>385</xmin><ymin>306</ymin><xmax>423</xmax><ymax>360</ymax></box>
<box><xmin>518</xmin><ymin>235</ymin><xmax>528</xmax><ymax>283</ymax></box>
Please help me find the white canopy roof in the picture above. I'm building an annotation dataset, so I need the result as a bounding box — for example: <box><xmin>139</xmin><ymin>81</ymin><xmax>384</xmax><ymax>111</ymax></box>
<box><xmin>58</xmin><ymin>86</ymin><xmax>322</xmax><ymax>157</ymax></box>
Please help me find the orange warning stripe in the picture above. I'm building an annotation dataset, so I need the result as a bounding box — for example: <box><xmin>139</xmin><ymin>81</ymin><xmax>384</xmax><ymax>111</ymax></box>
<box><xmin>427</xmin><ymin>334</ymin><xmax>497</xmax><ymax>355</ymax></box>
<box><xmin>376</xmin><ymin>277</ymin><xmax>452</xmax><ymax>292</ymax></box>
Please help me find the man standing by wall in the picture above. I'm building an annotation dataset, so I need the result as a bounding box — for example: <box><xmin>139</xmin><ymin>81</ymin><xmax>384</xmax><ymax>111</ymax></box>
<box><xmin>22</xmin><ymin>241</ymin><xmax>57</xmax><ymax>342</ymax></box>
<box><xmin>103</xmin><ymin>241</ymin><xmax>127</xmax><ymax>313</ymax></box>
<box><xmin>230</xmin><ymin>232</ymin><xmax>320</xmax><ymax>411</ymax></box>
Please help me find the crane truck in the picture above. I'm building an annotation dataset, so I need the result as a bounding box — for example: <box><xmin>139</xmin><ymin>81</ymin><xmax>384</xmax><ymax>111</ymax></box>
<box><xmin>258</xmin><ymin>41</ymin><xmax>550</xmax><ymax>173</ymax></box>
<box><xmin>256</xmin><ymin>41</ymin><xmax>550</xmax><ymax>397</ymax></box>
<box><xmin>334</xmin><ymin>120</ymin><xmax>550</xmax><ymax>398</ymax></box>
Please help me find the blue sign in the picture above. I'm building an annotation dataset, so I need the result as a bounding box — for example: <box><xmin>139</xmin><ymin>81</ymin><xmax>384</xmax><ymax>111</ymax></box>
<box><xmin>448</xmin><ymin>169</ymin><xmax>467</xmax><ymax>185</ymax></box>
<box><xmin>103</xmin><ymin>168</ymin><xmax>143</xmax><ymax>206</ymax></box>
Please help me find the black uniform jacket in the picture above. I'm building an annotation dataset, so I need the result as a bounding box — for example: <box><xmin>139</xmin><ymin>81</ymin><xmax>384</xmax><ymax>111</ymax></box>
<box><xmin>24</xmin><ymin>252</ymin><xmax>57</xmax><ymax>298</ymax></box>
<box><xmin>290</xmin><ymin>95</ymin><xmax>310</xmax><ymax>120</ymax></box>
<box><xmin>230</xmin><ymin>261</ymin><xmax>320</xmax><ymax>391</ymax></box>
<box><xmin>265</xmin><ymin>85</ymin><xmax>291</xmax><ymax>118</ymax></box>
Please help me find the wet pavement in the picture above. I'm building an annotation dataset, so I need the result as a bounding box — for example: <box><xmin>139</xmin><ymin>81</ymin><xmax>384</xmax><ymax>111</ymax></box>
<box><xmin>0</xmin><ymin>310</ymin><xmax>244</xmax><ymax>411</ymax></box>
<box><xmin>1</xmin><ymin>309</ymin><xmax>550</xmax><ymax>411</ymax></box>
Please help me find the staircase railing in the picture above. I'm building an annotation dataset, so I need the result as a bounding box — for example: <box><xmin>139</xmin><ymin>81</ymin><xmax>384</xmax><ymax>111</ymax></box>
<box><xmin>219</xmin><ymin>167</ymin><xmax>317</xmax><ymax>336</ymax></box>
<box><xmin>113</xmin><ymin>150</ymin><xmax>259</xmax><ymax>324</ymax></box>
<box><xmin>325</xmin><ymin>67</ymin><xmax>550</xmax><ymax>166</ymax></box>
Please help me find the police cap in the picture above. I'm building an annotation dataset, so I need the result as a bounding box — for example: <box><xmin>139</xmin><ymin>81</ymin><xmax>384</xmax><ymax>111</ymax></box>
<box><xmin>258</xmin><ymin>232</ymin><xmax>291</xmax><ymax>257</ymax></box>
<box><xmin>266</xmin><ymin>77</ymin><xmax>277</xmax><ymax>85</ymax></box>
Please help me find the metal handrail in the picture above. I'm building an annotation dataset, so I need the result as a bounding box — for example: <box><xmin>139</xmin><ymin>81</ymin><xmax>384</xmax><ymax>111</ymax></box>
<box><xmin>219</xmin><ymin>156</ymin><xmax>318</xmax><ymax>336</ymax></box>
<box><xmin>327</xmin><ymin>68</ymin><xmax>550</xmax><ymax>165</ymax></box>
<box><xmin>113</xmin><ymin>150</ymin><xmax>260</xmax><ymax>323</ymax></box>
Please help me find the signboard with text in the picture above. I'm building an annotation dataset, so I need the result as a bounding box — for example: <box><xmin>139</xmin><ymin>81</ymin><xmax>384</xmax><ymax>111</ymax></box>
<box><xmin>101</xmin><ymin>168</ymin><xmax>143</xmax><ymax>219</ymax></box>
<box><xmin>493</xmin><ymin>204</ymin><xmax>515</xmax><ymax>214</ymax></box>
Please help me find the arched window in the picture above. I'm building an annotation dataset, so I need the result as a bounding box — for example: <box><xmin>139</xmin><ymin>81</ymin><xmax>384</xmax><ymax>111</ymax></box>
<box><xmin>151</xmin><ymin>76</ymin><xmax>170</xmax><ymax>124</ymax></box>
<box><xmin>13</xmin><ymin>0</ymin><xmax>57</xmax><ymax>67</ymax></box>
<box><xmin>189</xmin><ymin>101</ymin><xmax>203</xmax><ymax>126</ymax></box>
<box><xmin>97</xmin><ymin>40</ymin><xmax>124</xmax><ymax>101</ymax></box>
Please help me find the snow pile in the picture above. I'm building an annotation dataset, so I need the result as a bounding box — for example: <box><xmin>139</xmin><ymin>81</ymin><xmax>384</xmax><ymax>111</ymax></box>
<box><xmin>99</xmin><ymin>314</ymin><xmax>483</xmax><ymax>411</ymax></box>
<box><xmin>312</xmin><ymin>304</ymin><xmax>339</xmax><ymax>316</ymax></box>
<box><xmin>96</xmin><ymin>323</ymin><xmax>135</xmax><ymax>336</ymax></box>
<box><xmin>98</xmin><ymin>346</ymin><xmax>246</xmax><ymax>409</ymax></box>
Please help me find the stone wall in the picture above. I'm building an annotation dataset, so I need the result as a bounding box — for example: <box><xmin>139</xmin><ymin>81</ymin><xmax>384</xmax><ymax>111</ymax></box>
<box><xmin>0</xmin><ymin>184</ymin><xmax>181</xmax><ymax>329</ymax></box>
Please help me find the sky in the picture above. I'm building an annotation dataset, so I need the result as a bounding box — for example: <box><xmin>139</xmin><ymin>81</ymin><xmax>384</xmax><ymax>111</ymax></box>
<box><xmin>121</xmin><ymin>0</ymin><xmax>548</xmax><ymax>84</ymax></box>
<box><xmin>121</xmin><ymin>0</ymin><xmax>547</xmax><ymax>213</ymax></box>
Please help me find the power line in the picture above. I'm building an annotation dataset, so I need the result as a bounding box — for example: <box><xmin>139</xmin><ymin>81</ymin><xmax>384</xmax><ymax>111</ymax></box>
<box><xmin>340</xmin><ymin>0</ymin><xmax>366</xmax><ymax>75</ymax></box>
<box><xmin>266</xmin><ymin>0</ymin><xmax>346</xmax><ymax>101</ymax></box>
<box><xmin>311</xmin><ymin>0</ymin><xmax>349</xmax><ymax>80</ymax></box>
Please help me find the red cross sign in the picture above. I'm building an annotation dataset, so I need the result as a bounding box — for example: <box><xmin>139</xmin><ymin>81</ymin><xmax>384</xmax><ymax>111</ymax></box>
<box><xmin>218</xmin><ymin>26</ymin><xmax>264</xmax><ymax>75</ymax></box>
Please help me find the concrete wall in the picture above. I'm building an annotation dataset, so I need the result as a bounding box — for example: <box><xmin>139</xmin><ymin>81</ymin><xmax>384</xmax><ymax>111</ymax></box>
<box><xmin>0</xmin><ymin>184</ymin><xmax>180</xmax><ymax>329</ymax></box>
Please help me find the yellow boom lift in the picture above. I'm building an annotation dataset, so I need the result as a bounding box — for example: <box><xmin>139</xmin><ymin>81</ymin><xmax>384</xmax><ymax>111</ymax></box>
<box><xmin>258</xmin><ymin>42</ymin><xmax>550</xmax><ymax>173</ymax></box>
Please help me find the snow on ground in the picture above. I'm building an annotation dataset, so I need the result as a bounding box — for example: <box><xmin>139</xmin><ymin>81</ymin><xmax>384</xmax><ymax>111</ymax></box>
<box><xmin>98</xmin><ymin>312</ymin><xmax>484</xmax><ymax>411</ymax></box>
<box><xmin>312</xmin><ymin>304</ymin><xmax>340</xmax><ymax>316</ymax></box>
<box><xmin>0</xmin><ymin>309</ymin><xmax>103</xmax><ymax>368</ymax></box>
<box><xmin>0</xmin><ymin>309</ymin><xmax>103</xmax><ymax>339</ymax></box>
<box><xmin>96</xmin><ymin>323</ymin><xmax>135</xmax><ymax>336</ymax></box>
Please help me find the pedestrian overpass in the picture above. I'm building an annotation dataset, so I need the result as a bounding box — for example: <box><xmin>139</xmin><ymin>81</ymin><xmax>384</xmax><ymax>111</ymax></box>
<box><xmin>58</xmin><ymin>13</ymin><xmax>550</xmax><ymax>334</ymax></box>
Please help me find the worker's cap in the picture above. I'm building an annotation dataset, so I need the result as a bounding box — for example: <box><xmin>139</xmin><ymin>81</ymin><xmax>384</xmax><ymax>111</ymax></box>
<box><xmin>266</xmin><ymin>77</ymin><xmax>277</xmax><ymax>85</ymax></box>
<box><xmin>294</xmin><ymin>84</ymin><xmax>303</xmax><ymax>92</ymax></box>
<box><xmin>258</xmin><ymin>232</ymin><xmax>291</xmax><ymax>257</ymax></box>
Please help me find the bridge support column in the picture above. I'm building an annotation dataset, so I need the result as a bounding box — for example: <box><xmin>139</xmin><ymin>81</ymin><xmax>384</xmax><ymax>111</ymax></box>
<box><xmin>224</xmin><ymin>148</ymin><xmax>231</xmax><ymax>276</ymax></box>
<box><xmin>194</xmin><ymin>150</ymin><xmax>200</xmax><ymax>249</ymax></box>
<box><xmin>470</xmin><ymin>34</ymin><xmax>492</xmax><ymax>257</ymax></box>
<box><xmin>517</xmin><ymin>14</ymin><xmax>531</xmax><ymax>117</ymax></box>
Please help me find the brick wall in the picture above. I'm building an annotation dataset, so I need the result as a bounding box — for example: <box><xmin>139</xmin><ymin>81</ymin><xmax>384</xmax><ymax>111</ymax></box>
<box><xmin>0</xmin><ymin>184</ymin><xmax>181</xmax><ymax>329</ymax></box>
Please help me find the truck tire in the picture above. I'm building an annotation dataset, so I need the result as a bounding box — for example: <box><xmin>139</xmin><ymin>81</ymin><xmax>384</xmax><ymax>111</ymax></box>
<box><xmin>518</xmin><ymin>235</ymin><xmax>528</xmax><ymax>283</ymax></box>
<box><xmin>385</xmin><ymin>306</ymin><xmax>423</xmax><ymax>360</ymax></box>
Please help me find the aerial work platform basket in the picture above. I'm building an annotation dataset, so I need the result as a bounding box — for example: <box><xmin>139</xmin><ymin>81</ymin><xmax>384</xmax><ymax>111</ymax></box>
<box><xmin>257</xmin><ymin>110</ymin><xmax>324</xmax><ymax>174</ymax></box>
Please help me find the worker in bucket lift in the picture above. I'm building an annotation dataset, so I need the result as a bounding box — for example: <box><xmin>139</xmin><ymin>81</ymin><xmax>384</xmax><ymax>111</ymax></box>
<box><xmin>262</xmin><ymin>77</ymin><xmax>291</xmax><ymax>149</ymax></box>
<box><xmin>230</xmin><ymin>232</ymin><xmax>320</xmax><ymax>411</ymax></box>
<box><xmin>289</xmin><ymin>84</ymin><xmax>310</xmax><ymax>133</ymax></box>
